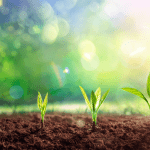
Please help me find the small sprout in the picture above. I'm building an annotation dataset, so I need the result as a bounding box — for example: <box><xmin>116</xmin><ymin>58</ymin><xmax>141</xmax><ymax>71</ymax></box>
<box><xmin>79</xmin><ymin>86</ymin><xmax>110</xmax><ymax>132</ymax></box>
<box><xmin>122</xmin><ymin>72</ymin><xmax>150</xmax><ymax>109</ymax></box>
<box><xmin>37</xmin><ymin>92</ymin><xmax>48</xmax><ymax>128</ymax></box>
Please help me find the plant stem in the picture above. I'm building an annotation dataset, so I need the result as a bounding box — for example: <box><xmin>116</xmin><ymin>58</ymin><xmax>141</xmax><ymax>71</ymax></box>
<box><xmin>92</xmin><ymin>112</ymin><xmax>97</xmax><ymax>124</ymax></box>
<box><xmin>41</xmin><ymin>119</ymin><xmax>44</xmax><ymax>128</ymax></box>
<box><xmin>92</xmin><ymin>121</ymin><xmax>95</xmax><ymax>132</ymax></box>
<box><xmin>92</xmin><ymin>112</ymin><xmax>97</xmax><ymax>132</ymax></box>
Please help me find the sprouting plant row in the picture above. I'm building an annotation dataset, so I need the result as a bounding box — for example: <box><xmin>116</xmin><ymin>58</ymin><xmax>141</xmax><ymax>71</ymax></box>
<box><xmin>37</xmin><ymin>73</ymin><xmax>150</xmax><ymax>131</ymax></box>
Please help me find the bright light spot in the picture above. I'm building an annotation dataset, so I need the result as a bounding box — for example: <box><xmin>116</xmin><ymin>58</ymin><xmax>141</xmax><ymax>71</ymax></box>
<box><xmin>84</xmin><ymin>53</ymin><xmax>91</xmax><ymax>60</ymax></box>
<box><xmin>120</xmin><ymin>40</ymin><xmax>147</xmax><ymax>69</ymax></box>
<box><xmin>121</xmin><ymin>40</ymin><xmax>140</xmax><ymax>55</ymax></box>
<box><xmin>9</xmin><ymin>85</ymin><xmax>24</xmax><ymax>99</ymax></box>
<box><xmin>0</xmin><ymin>0</ymin><xmax>3</xmax><ymax>7</ymax></box>
<box><xmin>79</xmin><ymin>40</ymin><xmax>96</xmax><ymax>54</ymax></box>
<box><xmin>63</xmin><ymin>67</ymin><xmax>70</xmax><ymax>74</ymax></box>
<box><xmin>58</xmin><ymin>18</ymin><xmax>70</xmax><ymax>37</ymax></box>
<box><xmin>81</xmin><ymin>54</ymin><xmax>100</xmax><ymax>71</ymax></box>
<box><xmin>89</xmin><ymin>1</ymin><xmax>100</xmax><ymax>12</ymax></box>
<box><xmin>129</xmin><ymin>47</ymin><xmax>145</xmax><ymax>57</ymax></box>
<box><xmin>41</xmin><ymin>24</ymin><xmax>58</xmax><ymax>44</ymax></box>
<box><xmin>104</xmin><ymin>3</ymin><xmax>119</xmax><ymax>17</ymax></box>
<box><xmin>33</xmin><ymin>25</ymin><xmax>41</xmax><ymax>34</ymax></box>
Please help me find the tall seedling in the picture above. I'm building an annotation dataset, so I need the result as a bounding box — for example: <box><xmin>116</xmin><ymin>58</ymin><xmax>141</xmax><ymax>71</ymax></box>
<box><xmin>79</xmin><ymin>86</ymin><xmax>110</xmax><ymax>132</ymax></box>
<box><xmin>37</xmin><ymin>92</ymin><xmax>48</xmax><ymax>128</ymax></box>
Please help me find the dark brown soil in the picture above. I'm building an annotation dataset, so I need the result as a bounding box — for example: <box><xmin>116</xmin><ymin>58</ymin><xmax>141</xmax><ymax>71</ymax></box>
<box><xmin>0</xmin><ymin>111</ymin><xmax>150</xmax><ymax>150</ymax></box>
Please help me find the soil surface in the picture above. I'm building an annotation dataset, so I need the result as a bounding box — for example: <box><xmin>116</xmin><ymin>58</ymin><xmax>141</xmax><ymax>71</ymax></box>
<box><xmin>0</xmin><ymin>112</ymin><xmax>150</xmax><ymax>150</ymax></box>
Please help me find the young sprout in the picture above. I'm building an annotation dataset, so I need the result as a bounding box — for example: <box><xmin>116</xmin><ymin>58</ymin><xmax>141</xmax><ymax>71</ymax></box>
<box><xmin>122</xmin><ymin>73</ymin><xmax>150</xmax><ymax>109</ymax></box>
<box><xmin>37</xmin><ymin>92</ymin><xmax>48</xmax><ymax>128</ymax></box>
<box><xmin>79</xmin><ymin>86</ymin><xmax>110</xmax><ymax>132</ymax></box>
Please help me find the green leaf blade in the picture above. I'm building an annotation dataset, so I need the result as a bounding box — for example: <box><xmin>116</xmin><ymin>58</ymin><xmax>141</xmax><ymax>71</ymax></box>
<box><xmin>37</xmin><ymin>92</ymin><xmax>42</xmax><ymax>110</ymax></box>
<box><xmin>96</xmin><ymin>89</ymin><xmax>110</xmax><ymax>113</ymax></box>
<box><xmin>79</xmin><ymin>86</ymin><xmax>92</xmax><ymax>111</ymax></box>
<box><xmin>122</xmin><ymin>87</ymin><xmax>150</xmax><ymax>109</ymax></box>
<box><xmin>122</xmin><ymin>87</ymin><xmax>147</xmax><ymax>101</ymax></box>
<box><xmin>95</xmin><ymin>87</ymin><xmax>101</xmax><ymax>109</ymax></box>
<box><xmin>90</xmin><ymin>91</ymin><xmax>97</xmax><ymax>112</ymax></box>
<box><xmin>95</xmin><ymin>87</ymin><xmax>101</xmax><ymax>102</ymax></box>
<box><xmin>147</xmin><ymin>73</ymin><xmax>150</xmax><ymax>98</ymax></box>
<box><xmin>43</xmin><ymin>92</ymin><xmax>48</xmax><ymax>110</ymax></box>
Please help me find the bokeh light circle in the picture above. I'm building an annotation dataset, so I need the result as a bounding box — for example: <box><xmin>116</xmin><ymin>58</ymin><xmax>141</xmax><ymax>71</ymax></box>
<box><xmin>41</xmin><ymin>24</ymin><xmax>59</xmax><ymax>44</ymax></box>
<box><xmin>79</xmin><ymin>40</ymin><xmax>96</xmax><ymax>54</ymax></box>
<box><xmin>81</xmin><ymin>54</ymin><xmax>100</xmax><ymax>71</ymax></box>
<box><xmin>19</xmin><ymin>11</ymin><xmax>27</xmax><ymax>21</ymax></box>
<box><xmin>58</xmin><ymin>18</ymin><xmax>70</xmax><ymax>37</ymax></box>
<box><xmin>120</xmin><ymin>40</ymin><xmax>147</xmax><ymax>69</ymax></box>
<box><xmin>38</xmin><ymin>1</ymin><xmax>54</xmax><ymax>20</ymax></box>
<box><xmin>104</xmin><ymin>3</ymin><xmax>119</xmax><ymax>18</ymax></box>
<box><xmin>9</xmin><ymin>85</ymin><xmax>24</xmax><ymax>99</ymax></box>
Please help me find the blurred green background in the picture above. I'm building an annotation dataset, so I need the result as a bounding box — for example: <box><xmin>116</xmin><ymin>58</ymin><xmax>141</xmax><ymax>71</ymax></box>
<box><xmin>0</xmin><ymin>0</ymin><xmax>150</xmax><ymax>114</ymax></box>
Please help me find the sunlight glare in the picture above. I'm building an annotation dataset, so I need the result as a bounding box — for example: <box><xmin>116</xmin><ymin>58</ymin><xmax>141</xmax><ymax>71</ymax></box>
<box><xmin>120</xmin><ymin>40</ymin><xmax>147</xmax><ymax>68</ymax></box>
<box><xmin>41</xmin><ymin>24</ymin><xmax>58</xmax><ymax>44</ymax></box>
<box><xmin>129</xmin><ymin>47</ymin><xmax>145</xmax><ymax>57</ymax></box>
<box><xmin>83</xmin><ymin>53</ymin><xmax>91</xmax><ymax>60</ymax></box>
<box><xmin>104</xmin><ymin>2</ymin><xmax>119</xmax><ymax>17</ymax></box>
<box><xmin>0</xmin><ymin>0</ymin><xmax>2</xmax><ymax>7</ymax></box>
<box><xmin>81</xmin><ymin>54</ymin><xmax>100</xmax><ymax>71</ymax></box>
<box><xmin>79</xmin><ymin>40</ymin><xmax>96</xmax><ymax>54</ymax></box>
<box><xmin>63</xmin><ymin>67</ymin><xmax>69</xmax><ymax>74</ymax></box>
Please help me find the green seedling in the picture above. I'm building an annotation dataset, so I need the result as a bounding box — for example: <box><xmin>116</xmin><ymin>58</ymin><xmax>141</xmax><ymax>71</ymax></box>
<box><xmin>37</xmin><ymin>92</ymin><xmax>48</xmax><ymax>128</ymax></box>
<box><xmin>122</xmin><ymin>73</ymin><xmax>150</xmax><ymax>109</ymax></box>
<box><xmin>79</xmin><ymin>86</ymin><xmax>110</xmax><ymax>132</ymax></box>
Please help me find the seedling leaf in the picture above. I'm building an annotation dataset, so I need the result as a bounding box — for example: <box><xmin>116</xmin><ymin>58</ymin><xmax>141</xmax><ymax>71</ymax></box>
<box><xmin>43</xmin><ymin>92</ymin><xmax>48</xmax><ymax>108</ymax></box>
<box><xmin>37</xmin><ymin>92</ymin><xmax>48</xmax><ymax>127</ymax></box>
<box><xmin>96</xmin><ymin>89</ymin><xmax>110</xmax><ymax>114</ymax></box>
<box><xmin>122</xmin><ymin>87</ymin><xmax>147</xmax><ymax>101</ymax></box>
<box><xmin>90</xmin><ymin>91</ymin><xmax>96</xmax><ymax>112</ymax></box>
<box><xmin>122</xmin><ymin>87</ymin><xmax>150</xmax><ymax>109</ymax></box>
<box><xmin>147</xmin><ymin>73</ymin><xmax>150</xmax><ymax>98</ymax></box>
<box><xmin>95</xmin><ymin>87</ymin><xmax>101</xmax><ymax>109</ymax></box>
<box><xmin>79</xmin><ymin>86</ymin><xmax>92</xmax><ymax>111</ymax></box>
<box><xmin>79</xmin><ymin>86</ymin><xmax>109</xmax><ymax>131</ymax></box>
<box><xmin>37</xmin><ymin>92</ymin><xmax>42</xmax><ymax>110</ymax></box>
